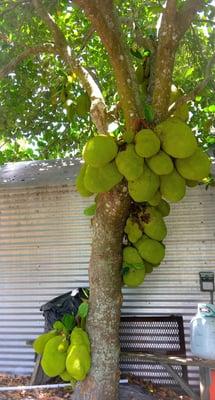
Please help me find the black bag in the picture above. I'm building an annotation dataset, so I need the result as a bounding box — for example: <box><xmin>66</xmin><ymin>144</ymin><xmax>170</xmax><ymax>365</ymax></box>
<box><xmin>40</xmin><ymin>288</ymin><xmax>89</xmax><ymax>331</ymax></box>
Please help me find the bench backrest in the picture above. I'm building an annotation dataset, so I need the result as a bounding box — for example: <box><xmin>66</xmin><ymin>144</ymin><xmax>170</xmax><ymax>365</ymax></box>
<box><xmin>119</xmin><ymin>315</ymin><xmax>188</xmax><ymax>387</ymax></box>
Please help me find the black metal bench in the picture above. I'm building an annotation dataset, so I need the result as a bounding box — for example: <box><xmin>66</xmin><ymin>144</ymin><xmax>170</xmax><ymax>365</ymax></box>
<box><xmin>119</xmin><ymin>315</ymin><xmax>187</xmax><ymax>387</ymax></box>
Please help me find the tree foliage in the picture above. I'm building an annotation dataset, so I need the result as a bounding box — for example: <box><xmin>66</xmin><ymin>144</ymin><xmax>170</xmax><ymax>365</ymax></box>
<box><xmin>0</xmin><ymin>0</ymin><xmax>214</xmax><ymax>164</ymax></box>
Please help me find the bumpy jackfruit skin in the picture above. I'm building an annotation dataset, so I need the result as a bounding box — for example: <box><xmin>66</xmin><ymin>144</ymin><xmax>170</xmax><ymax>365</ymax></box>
<box><xmin>58</xmin><ymin>338</ymin><xmax>69</xmax><ymax>353</ymax></box>
<box><xmin>135</xmin><ymin>236</ymin><xmax>165</xmax><ymax>265</ymax></box>
<box><xmin>128</xmin><ymin>165</ymin><xmax>160</xmax><ymax>202</ymax></box>
<box><xmin>41</xmin><ymin>336</ymin><xmax>67</xmax><ymax>377</ymax></box>
<box><xmin>124</xmin><ymin>218</ymin><xmax>142</xmax><ymax>243</ymax></box>
<box><xmin>146</xmin><ymin>150</ymin><xmax>174</xmax><ymax>175</ymax></box>
<box><xmin>148</xmin><ymin>191</ymin><xmax>162</xmax><ymax>206</ymax></box>
<box><xmin>175</xmin><ymin>147</ymin><xmax>211</xmax><ymax>181</ymax></box>
<box><xmin>172</xmin><ymin>103</ymin><xmax>189</xmax><ymax>122</ymax></box>
<box><xmin>70</xmin><ymin>327</ymin><xmax>90</xmax><ymax>353</ymax></box>
<box><xmin>123</xmin><ymin>246</ymin><xmax>144</xmax><ymax>266</ymax></box>
<box><xmin>140</xmin><ymin>207</ymin><xmax>167</xmax><ymax>241</ymax></box>
<box><xmin>160</xmin><ymin>169</ymin><xmax>186</xmax><ymax>203</ymax></box>
<box><xmin>76</xmin><ymin>164</ymin><xmax>93</xmax><ymax>197</ymax></box>
<box><xmin>76</xmin><ymin>93</ymin><xmax>91</xmax><ymax>116</ymax></box>
<box><xmin>83</xmin><ymin>135</ymin><xmax>118</xmax><ymax>168</ymax></box>
<box><xmin>156</xmin><ymin>199</ymin><xmax>170</xmax><ymax>217</ymax></box>
<box><xmin>135</xmin><ymin>129</ymin><xmax>160</xmax><ymax>158</ymax></box>
<box><xmin>33</xmin><ymin>330</ymin><xmax>57</xmax><ymax>355</ymax></box>
<box><xmin>123</xmin><ymin>267</ymin><xmax>145</xmax><ymax>287</ymax></box>
<box><xmin>66</xmin><ymin>344</ymin><xmax>91</xmax><ymax>381</ymax></box>
<box><xmin>155</xmin><ymin>118</ymin><xmax>197</xmax><ymax>158</ymax></box>
<box><xmin>115</xmin><ymin>144</ymin><xmax>144</xmax><ymax>181</ymax></box>
<box><xmin>84</xmin><ymin>162</ymin><xmax>123</xmax><ymax>193</ymax></box>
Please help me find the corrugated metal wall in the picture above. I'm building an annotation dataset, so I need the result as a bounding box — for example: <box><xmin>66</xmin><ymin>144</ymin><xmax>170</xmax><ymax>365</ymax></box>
<box><xmin>0</xmin><ymin>183</ymin><xmax>214</xmax><ymax>389</ymax></box>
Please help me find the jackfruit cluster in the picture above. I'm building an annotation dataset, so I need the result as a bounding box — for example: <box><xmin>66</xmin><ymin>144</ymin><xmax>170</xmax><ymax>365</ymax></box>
<box><xmin>76</xmin><ymin>116</ymin><xmax>211</xmax><ymax>290</ymax></box>
<box><xmin>122</xmin><ymin>203</ymin><xmax>168</xmax><ymax>287</ymax></box>
<box><xmin>33</xmin><ymin>321</ymin><xmax>91</xmax><ymax>383</ymax></box>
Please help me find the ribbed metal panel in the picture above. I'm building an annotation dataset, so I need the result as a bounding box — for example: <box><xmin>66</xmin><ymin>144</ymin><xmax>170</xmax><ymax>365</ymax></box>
<box><xmin>0</xmin><ymin>185</ymin><xmax>91</xmax><ymax>375</ymax></box>
<box><xmin>0</xmin><ymin>179</ymin><xmax>214</xmax><ymax>391</ymax></box>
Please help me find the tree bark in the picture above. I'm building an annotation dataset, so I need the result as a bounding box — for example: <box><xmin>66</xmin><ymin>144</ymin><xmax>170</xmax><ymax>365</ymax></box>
<box><xmin>72</xmin><ymin>184</ymin><xmax>131</xmax><ymax>400</ymax></box>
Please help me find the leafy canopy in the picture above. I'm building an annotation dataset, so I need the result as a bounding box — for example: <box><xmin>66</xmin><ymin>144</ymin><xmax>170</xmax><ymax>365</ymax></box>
<box><xmin>0</xmin><ymin>0</ymin><xmax>214</xmax><ymax>163</ymax></box>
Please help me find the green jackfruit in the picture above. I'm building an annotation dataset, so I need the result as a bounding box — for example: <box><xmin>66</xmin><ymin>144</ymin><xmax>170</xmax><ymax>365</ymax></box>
<box><xmin>186</xmin><ymin>179</ymin><xmax>198</xmax><ymax>187</ymax></box>
<box><xmin>155</xmin><ymin>118</ymin><xmax>197</xmax><ymax>158</ymax></box>
<box><xmin>160</xmin><ymin>169</ymin><xmax>186</xmax><ymax>203</ymax></box>
<box><xmin>84</xmin><ymin>162</ymin><xmax>123</xmax><ymax>193</ymax></box>
<box><xmin>115</xmin><ymin>144</ymin><xmax>144</xmax><ymax>181</ymax></box>
<box><xmin>66</xmin><ymin>344</ymin><xmax>91</xmax><ymax>381</ymax></box>
<box><xmin>83</xmin><ymin>135</ymin><xmax>118</xmax><ymax>168</ymax></box>
<box><xmin>41</xmin><ymin>336</ymin><xmax>67</xmax><ymax>377</ymax></box>
<box><xmin>172</xmin><ymin>103</ymin><xmax>189</xmax><ymax>122</ymax></box>
<box><xmin>175</xmin><ymin>147</ymin><xmax>211</xmax><ymax>181</ymax></box>
<box><xmin>58</xmin><ymin>338</ymin><xmax>69</xmax><ymax>353</ymax></box>
<box><xmin>123</xmin><ymin>246</ymin><xmax>144</xmax><ymax>267</ymax></box>
<box><xmin>76</xmin><ymin>93</ymin><xmax>91</xmax><ymax>116</ymax></box>
<box><xmin>128</xmin><ymin>165</ymin><xmax>160</xmax><ymax>202</ymax></box>
<box><xmin>70</xmin><ymin>327</ymin><xmax>90</xmax><ymax>353</ymax></box>
<box><xmin>148</xmin><ymin>191</ymin><xmax>162</xmax><ymax>206</ymax></box>
<box><xmin>124</xmin><ymin>218</ymin><xmax>142</xmax><ymax>243</ymax></box>
<box><xmin>76</xmin><ymin>164</ymin><xmax>93</xmax><ymax>197</ymax></box>
<box><xmin>60</xmin><ymin>370</ymin><xmax>74</xmax><ymax>382</ymax></box>
<box><xmin>144</xmin><ymin>261</ymin><xmax>154</xmax><ymax>274</ymax></box>
<box><xmin>33</xmin><ymin>330</ymin><xmax>57</xmax><ymax>355</ymax></box>
<box><xmin>156</xmin><ymin>199</ymin><xmax>170</xmax><ymax>217</ymax></box>
<box><xmin>135</xmin><ymin>236</ymin><xmax>165</xmax><ymax>265</ymax></box>
<box><xmin>139</xmin><ymin>206</ymin><xmax>167</xmax><ymax>241</ymax></box>
<box><xmin>123</xmin><ymin>267</ymin><xmax>145</xmax><ymax>287</ymax></box>
<box><xmin>135</xmin><ymin>129</ymin><xmax>160</xmax><ymax>158</ymax></box>
<box><xmin>146</xmin><ymin>150</ymin><xmax>173</xmax><ymax>175</ymax></box>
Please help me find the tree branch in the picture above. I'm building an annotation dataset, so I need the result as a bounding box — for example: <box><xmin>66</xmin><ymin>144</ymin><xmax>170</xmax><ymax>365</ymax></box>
<box><xmin>0</xmin><ymin>44</ymin><xmax>54</xmax><ymax>79</ymax></box>
<box><xmin>152</xmin><ymin>0</ymin><xmax>177</xmax><ymax>122</ymax></box>
<box><xmin>168</xmin><ymin>53</ymin><xmax>215</xmax><ymax>113</ymax></box>
<box><xmin>0</xmin><ymin>32</ymin><xmax>12</xmax><ymax>44</ymax></box>
<box><xmin>176</xmin><ymin>0</ymin><xmax>204</xmax><ymax>42</ymax></box>
<box><xmin>74</xmin><ymin>0</ymin><xmax>143</xmax><ymax>133</ymax></box>
<box><xmin>31</xmin><ymin>0</ymin><xmax>108</xmax><ymax>133</ymax></box>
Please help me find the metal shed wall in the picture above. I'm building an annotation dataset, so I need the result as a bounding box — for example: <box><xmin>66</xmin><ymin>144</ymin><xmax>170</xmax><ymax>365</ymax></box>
<box><xmin>0</xmin><ymin>181</ymin><xmax>214</xmax><ymax>389</ymax></box>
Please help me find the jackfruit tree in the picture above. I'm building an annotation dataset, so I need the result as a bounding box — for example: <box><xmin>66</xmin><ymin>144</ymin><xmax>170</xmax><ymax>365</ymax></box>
<box><xmin>0</xmin><ymin>1</ymin><xmax>215</xmax><ymax>400</ymax></box>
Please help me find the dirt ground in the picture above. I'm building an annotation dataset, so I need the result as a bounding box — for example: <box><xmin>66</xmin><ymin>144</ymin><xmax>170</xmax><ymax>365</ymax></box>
<box><xmin>0</xmin><ymin>374</ymin><xmax>192</xmax><ymax>400</ymax></box>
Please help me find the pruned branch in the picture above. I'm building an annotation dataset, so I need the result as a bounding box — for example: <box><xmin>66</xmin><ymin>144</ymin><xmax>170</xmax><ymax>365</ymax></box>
<box><xmin>31</xmin><ymin>0</ymin><xmax>107</xmax><ymax>133</ymax></box>
<box><xmin>169</xmin><ymin>53</ymin><xmax>215</xmax><ymax>114</ymax></box>
<box><xmin>0</xmin><ymin>44</ymin><xmax>54</xmax><ymax>79</ymax></box>
<box><xmin>176</xmin><ymin>0</ymin><xmax>204</xmax><ymax>42</ymax></box>
<box><xmin>74</xmin><ymin>0</ymin><xmax>143</xmax><ymax>133</ymax></box>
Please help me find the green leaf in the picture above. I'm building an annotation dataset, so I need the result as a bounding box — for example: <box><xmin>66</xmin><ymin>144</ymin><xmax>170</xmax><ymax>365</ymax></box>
<box><xmin>53</xmin><ymin>320</ymin><xmax>65</xmax><ymax>331</ymax></box>
<box><xmin>143</xmin><ymin>103</ymin><xmax>155</xmax><ymax>123</ymax></box>
<box><xmin>62</xmin><ymin>314</ymin><xmax>76</xmax><ymax>331</ymax></box>
<box><xmin>203</xmin><ymin>105</ymin><xmax>215</xmax><ymax>113</ymax></box>
<box><xmin>206</xmin><ymin>136</ymin><xmax>215</xmax><ymax>145</ymax></box>
<box><xmin>185</xmin><ymin>67</ymin><xmax>194</xmax><ymax>78</ymax></box>
<box><xmin>84</xmin><ymin>203</ymin><xmax>96</xmax><ymax>216</ymax></box>
<box><xmin>130</xmin><ymin>48</ymin><xmax>143</xmax><ymax>59</ymax></box>
<box><xmin>77</xmin><ymin>302</ymin><xmax>89</xmax><ymax>319</ymax></box>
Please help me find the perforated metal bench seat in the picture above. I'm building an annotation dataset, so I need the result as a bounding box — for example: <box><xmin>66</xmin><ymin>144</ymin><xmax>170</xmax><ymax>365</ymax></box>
<box><xmin>119</xmin><ymin>315</ymin><xmax>188</xmax><ymax>388</ymax></box>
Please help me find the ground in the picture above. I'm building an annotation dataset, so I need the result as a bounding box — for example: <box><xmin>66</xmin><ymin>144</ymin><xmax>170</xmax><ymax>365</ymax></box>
<box><xmin>0</xmin><ymin>374</ymin><xmax>192</xmax><ymax>400</ymax></box>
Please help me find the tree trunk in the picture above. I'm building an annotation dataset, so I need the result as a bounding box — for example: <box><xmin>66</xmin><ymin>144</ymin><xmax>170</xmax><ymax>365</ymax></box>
<box><xmin>72</xmin><ymin>183</ymin><xmax>131</xmax><ymax>400</ymax></box>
